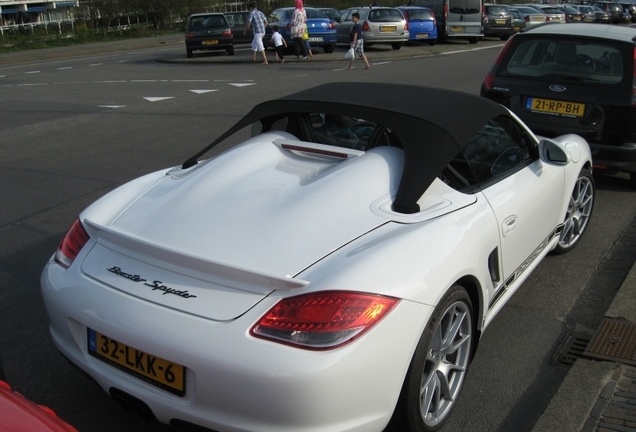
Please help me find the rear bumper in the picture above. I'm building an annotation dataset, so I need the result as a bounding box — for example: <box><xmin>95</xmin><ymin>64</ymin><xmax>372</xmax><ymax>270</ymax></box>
<box><xmin>590</xmin><ymin>142</ymin><xmax>636</xmax><ymax>174</ymax></box>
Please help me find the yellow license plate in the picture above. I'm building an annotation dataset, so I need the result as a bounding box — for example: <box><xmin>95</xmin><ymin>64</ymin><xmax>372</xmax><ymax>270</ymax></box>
<box><xmin>416</xmin><ymin>33</ymin><xmax>429</xmax><ymax>38</ymax></box>
<box><xmin>450</xmin><ymin>26</ymin><xmax>463</xmax><ymax>32</ymax></box>
<box><xmin>495</xmin><ymin>19</ymin><xmax>506</xmax><ymax>24</ymax></box>
<box><xmin>532</xmin><ymin>16</ymin><xmax>543</xmax><ymax>21</ymax></box>
<box><xmin>526</xmin><ymin>97</ymin><xmax>585</xmax><ymax>117</ymax></box>
<box><xmin>380</xmin><ymin>25</ymin><xmax>397</xmax><ymax>32</ymax></box>
<box><xmin>88</xmin><ymin>329</ymin><xmax>186</xmax><ymax>396</ymax></box>
<box><xmin>513</xmin><ymin>26</ymin><xmax>521</xmax><ymax>30</ymax></box>
<box><xmin>202</xmin><ymin>40</ymin><xmax>219</xmax><ymax>45</ymax></box>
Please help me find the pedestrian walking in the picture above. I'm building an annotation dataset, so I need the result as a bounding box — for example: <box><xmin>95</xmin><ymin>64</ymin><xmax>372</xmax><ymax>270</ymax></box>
<box><xmin>348</xmin><ymin>12</ymin><xmax>370</xmax><ymax>70</ymax></box>
<box><xmin>272</xmin><ymin>25</ymin><xmax>287</xmax><ymax>64</ymax></box>
<box><xmin>244</xmin><ymin>2</ymin><xmax>269</xmax><ymax>65</ymax></box>
<box><xmin>290</xmin><ymin>0</ymin><xmax>309</xmax><ymax>59</ymax></box>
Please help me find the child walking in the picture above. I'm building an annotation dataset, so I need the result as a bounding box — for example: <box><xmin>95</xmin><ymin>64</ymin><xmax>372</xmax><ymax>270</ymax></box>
<box><xmin>348</xmin><ymin>13</ymin><xmax>370</xmax><ymax>70</ymax></box>
<box><xmin>272</xmin><ymin>25</ymin><xmax>287</xmax><ymax>64</ymax></box>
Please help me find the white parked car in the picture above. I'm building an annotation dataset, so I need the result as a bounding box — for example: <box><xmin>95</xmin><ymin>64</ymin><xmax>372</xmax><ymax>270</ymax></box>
<box><xmin>41</xmin><ymin>83</ymin><xmax>594</xmax><ymax>432</ymax></box>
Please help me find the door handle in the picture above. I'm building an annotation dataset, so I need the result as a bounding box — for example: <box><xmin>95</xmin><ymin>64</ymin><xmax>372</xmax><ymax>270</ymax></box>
<box><xmin>502</xmin><ymin>215</ymin><xmax>517</xmax><ymax>238</ymax></box>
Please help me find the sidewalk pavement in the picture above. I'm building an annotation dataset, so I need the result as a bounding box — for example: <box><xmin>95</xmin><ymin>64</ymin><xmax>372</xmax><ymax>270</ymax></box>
<box><xmin>532</xmin><ymin>259</ymin><xmax>636</xmax><ymax>432</ymax></box>
<box><xmin>0</xmin><ymin>32</ymin><xmax>474</xmax><ymax>66</ymax></box>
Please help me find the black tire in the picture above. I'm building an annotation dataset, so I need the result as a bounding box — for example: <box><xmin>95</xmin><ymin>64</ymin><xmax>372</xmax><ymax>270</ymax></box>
<box><xmin>389</xmin><ymin>284</ymin><xmax>474</xmax><ymax>431</ymax></box>
<box><xmin>629</xmin><ymin>172</ymin><xmax>636</xmax><ymax>189</ymax></box>
<box><xmin>552</xmin><ymin>168</ymin><xmax>594</xmax><ymax>255</ymax></box>
<box><xmin>391</xmin><ymin>43</ymin><xmax>403</xmax><ymax>50</ymax></box>
<box><xmin>499</xmin><ymin>34</ymin><xmax>510</xmax><ymax>41</ymax></box>
<box><xmin>427</xmin><ymin>39</ymin><xmax>436</xmax><ymax>46</ymax></box>
<box><xmin>323</xmin><ymin>44</ymin><xmax>335</xmax><ymax>53</ymax></box>
<box><xmin>186</xmin><ymin>49</ymin><xmax>193</xmax><ymax>58</ymax></box>
<box><xmin>468</xmin><ymin>37</ymin><xmax>479</xmax><ymax>44</ymax></box>
<box><xmin>227</xmin><ymin>46</ymin><xmax>235</xmax><ymax>56</ymax></box>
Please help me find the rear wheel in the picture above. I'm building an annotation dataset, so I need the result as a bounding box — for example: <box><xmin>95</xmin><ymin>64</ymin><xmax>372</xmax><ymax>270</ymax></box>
<box><xmin>468</xmin><ymin>37</ymin><xmax>479</xmax><ymax>44</ymax></box>
<box><xmin>227</xmin><ymin>46</ymin><xmax>235</xmax><ymax>56</ymax></box>
<box><xmin>552</xmin><ymin>168</ymin><xmax>594</xmax><ymax>254</ymax></box>
<box><xmin>186</xmin><ymin>49</ymin><xmax>193</xmax><ymax>58</ymax></box>
<box><xmin>499</xmin><ymin>34</ymin><xmax>510</xmax><ymax>41</ymax></box>
<box><xmin>323</xmin><ymin>44</ymin><xmax>335</xmax><ymax>53</ymax></box>
<box><xmin>391</xmin><ymin>42</ymin><xmax>403</xmax><ymax>50</ymax></box>
<box><xmin>389</xmin><ymin>284</ymin><xmax>474</xmax><ymax>431</ymax></box>
<box><xmin>427</xmin><ymin>39</ymin><xmax>437</xmax><ymax>46</ymax></box>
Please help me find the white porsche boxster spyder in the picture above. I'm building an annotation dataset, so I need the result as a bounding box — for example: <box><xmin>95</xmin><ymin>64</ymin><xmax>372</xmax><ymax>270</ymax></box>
<box><xmin>41</xmin><ymin>83</ymin><xmax>594</xmax><ymax>432</ymax></box>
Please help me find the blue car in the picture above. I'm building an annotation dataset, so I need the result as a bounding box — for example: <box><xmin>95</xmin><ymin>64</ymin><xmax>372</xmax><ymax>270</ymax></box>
<box><xmin>398</xmin><ymin>6</ymin><xmax>437</xmax><ymax>46</ymax></box>
<box><xmin>268</xmin><ymin>7</ymin><xmax>337</xmax><ymax>53</ymax></box>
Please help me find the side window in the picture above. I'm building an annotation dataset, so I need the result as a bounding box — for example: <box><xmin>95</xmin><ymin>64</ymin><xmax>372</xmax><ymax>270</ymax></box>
<box><xmin>460</xmin><ymin>116</ymin><xmax>535</xmax><ymax>185</ymax></box>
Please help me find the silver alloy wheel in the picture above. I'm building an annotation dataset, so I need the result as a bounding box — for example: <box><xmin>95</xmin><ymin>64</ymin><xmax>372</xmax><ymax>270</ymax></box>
<box><xmin>559</xmin><ymin>175</ymin><xmax>593</xmax><ymax>249</ymax></box>
<box><xmin>420</xmin><ymin>300</ymin><xmax>472</xmax><ymax>428</ymax></box>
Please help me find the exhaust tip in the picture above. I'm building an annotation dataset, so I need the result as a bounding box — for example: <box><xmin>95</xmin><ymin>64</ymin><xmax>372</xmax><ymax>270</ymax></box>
<box><xmin>109</xmin><ymin>388</ymin><xmax>155</xmax><ymax>421</ymax></box>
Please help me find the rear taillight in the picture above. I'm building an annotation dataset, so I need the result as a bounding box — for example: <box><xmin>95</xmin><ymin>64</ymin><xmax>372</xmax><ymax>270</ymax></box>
<box><xmin>54</xmin><ymin>219</ymin><xmax>90</xmax><ymax>269</ymax></box>
<box><xmin>328</xmin><ymin>21</ymin><xmax>336</xmax><ymax>29</ymax></box>
<box><xmin>482</xmin><ymin>37</ymin><xmax>513</xmax><ymax>92</ymax></box>
<box><xmin>431</xmin><ymin>10</ymin><xmax>437</xmax><ymax>25</ymax></box>
<box><xmin>223</xmin><ymin>30</ymin><xmax>232</xmax><ymax>37</ymax></box>
<box><xmin>251</xmin><ymin>291</ymin><xmax>398</xmax><ymax>350</ymax></box>
<box><xmin>185</xmin><ymin>33</ymin><xmax>195</xmax><ymax>39</ymax></box>
<box><xmin>546</xmin><ymin>16</ymin><xmax>550</xmax><ymax>21</ymax></box>
<box><xmin>363</xmin><ymin>21</ymin><xmax>371</xmax><ymax>32</ymax></box>
<box><xmin>405</xmin><ymin>22</ymin><xmax>409</xmax><ymax>31</ymax></box>
<box><xmin>443</xmin><ymin>3</ymin><xmax>448</xmax><ymax>20</ymax></box>
<box><xmin>632</xmin><ymin>47</ymin><xmax>636</xmax><ymax>106</ymax></box>
<box><xmin>524</xmin><ymin>15</ymin><xmax>529</xmax><ymax>22</ymax></box>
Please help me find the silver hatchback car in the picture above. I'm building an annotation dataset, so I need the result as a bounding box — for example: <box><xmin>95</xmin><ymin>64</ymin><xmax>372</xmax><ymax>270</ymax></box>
<box><xmin>336</xmin><ymin>6</ymin><xmax>409</xmax><ymax>50</ymax></box>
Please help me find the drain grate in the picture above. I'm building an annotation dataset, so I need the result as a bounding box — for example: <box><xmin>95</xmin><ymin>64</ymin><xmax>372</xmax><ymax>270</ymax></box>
<box><xmin>583</xmin><ymin>318</ymin><xmax>636</xmax><ymax>366</ymax></box>
<box><xmin>552</xmin><ymin>330</ymin><xmax>593</xmax><ymax>367</ymax></box>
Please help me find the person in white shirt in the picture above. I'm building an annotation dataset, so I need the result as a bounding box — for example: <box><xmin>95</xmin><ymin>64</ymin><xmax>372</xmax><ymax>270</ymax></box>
<box><xmin>271</xmin><ymin>25</ymin><xmax>288</xmax><ymax>64</ymax></box>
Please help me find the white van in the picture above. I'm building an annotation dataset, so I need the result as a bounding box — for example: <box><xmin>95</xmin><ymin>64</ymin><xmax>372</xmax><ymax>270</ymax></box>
<box><xmin>408</xmin><ymin>0</ymin><xmax>483</xmax><ymax>43</ymax></box>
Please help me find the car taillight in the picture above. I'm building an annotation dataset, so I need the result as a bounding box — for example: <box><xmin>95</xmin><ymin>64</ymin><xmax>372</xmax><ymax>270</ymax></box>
<box><xmin>483</xmin><ymin>14</ymin><xmax>489</xmax><ymax>23</ymax></box>
<box><xmin>524</xmin><ymin>15</ymin><xmax>529</xmax><ymax>22</ymax></box>
<box><xmin>328</xmin><ymin>21</ymin><xmax>336</xmax><ymax>29</ymax></box>
<box><xmin>223</xmin><ymin>30</ymin><xmax>232</xmax><ymax>37</ymax></box>
<box><xmin>443</xmin><ymin>3</ymin><xmax>448</xmax><ymax>20</ymax></box>
<box><xmin>404</xmin><ymin>11</ymin><xmax>410</xmax><ymax>20</ymax></box>
<box><xmin>431</xmin><ymin>10</ymin><xmax>437</xmax><ymax>25</ymax></box>
<box><xmin>546</xmin><ymin>16</ymin><xmax>550</xmax><ymax>21</ymax></box>
<box><xmin>482</xmin><ymin>37</ymin><xmax>513</xmax><ymax>91</ymax></box>
<box><xmin>185</xmin><ymin>33</ymin><xmax>196</xmax><ymax>39</ymax></box>
<box><xmin>251</xmin><ymin>291</ymin><xmax>398</xmax><ymax>350</ymax></box>
<box><xmin>363</xmin><ymin>21</ymin><xmax>371</xmax><ymax>32</ymax></box>
<box><xmin>54</xmin><ymin>219</ymin><xmax>90</xmax><ymax>269</ymax></box>
<box><xmin>405</xmin><ymin>22</ymin><xmax>409</xmax><ymax>31</ymax></box>
<box><xmin>632</xmin><ymin>46</ymin><xmax>636</xmax><ymax>106</ymax></box>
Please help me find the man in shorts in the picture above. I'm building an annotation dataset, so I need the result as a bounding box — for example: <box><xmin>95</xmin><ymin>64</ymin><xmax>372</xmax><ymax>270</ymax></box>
<box><xmin>348</xmin><ymin>12</ymin><xmax>370</xmax><ymax>70</ymax></box>
<box><xmin>244</xmin><ymin>2</ymin><xmax>269</xmax><ymax>65</ymax></box>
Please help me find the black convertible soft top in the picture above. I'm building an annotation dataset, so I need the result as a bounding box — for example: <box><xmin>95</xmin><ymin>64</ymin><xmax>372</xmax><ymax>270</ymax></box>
<box><xmin>183</xmin><ymin>82</ymin><xmax>511</xmax><ymax>214</ymax></box>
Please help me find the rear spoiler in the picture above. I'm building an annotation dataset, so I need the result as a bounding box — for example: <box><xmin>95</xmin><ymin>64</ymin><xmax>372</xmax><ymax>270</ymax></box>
<box><xmin>83</xmin><ymin>219</ymin><xmax>309</xmax><ymax>294</ymax></box>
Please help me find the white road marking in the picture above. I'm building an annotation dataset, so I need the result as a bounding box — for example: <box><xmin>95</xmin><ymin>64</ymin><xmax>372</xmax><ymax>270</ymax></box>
<box><xmin>173</xmin><ymin>80</ymin><xmax>209</xmax><ymax>82</ymax></box>
<box><xmin>58</xmin><ymin>67</ymin><xmax>72</xmax><ymax>70</ymax></box>
<box><xmin>89</xmin><ymin>63</ymin><xmax>103</xmax><ymax>66</ymax></box>
<box><xmin>25</xmin><ymin>71</ymin><xmax>40</xmax><ymax>74</ymax></box>
<box><xmin>373</xmin><ymin>61</ymin><xmax>391</xmax><ymax>66</ymax></box>
<box><xmin>144</xmin><ymin>97</ymin><xmax>175</xmax><ymax>102</ymax></box>
<box><xmin>98</xmin><ymin>105</ymin><xmax>126</xmax><ymax>108</ymax></box>
<box><xmin>442</xmin><ymin>44</ymin><xmax>503</xmax><ymax>55</ymax></box>
<box><xmin>92</xmin><ymin>80</ymin><xmax>127</xmax><ymax>83</ymax></box>
<box><xmin>18</xmin><ymin>83</ymin><xmax>48</xmax><ymax>86</ymax></box>
<box><xmin>190</xmin><ymin>90</ymin><xmax>219</xmax><ymax>94</ymax></box>
<box><xmin>229</xmin><ymin>83</ymin><xmax>255</xmax><ymax>87</ymax></box>
<box><xmin>132</xmin><ymin>80</ymin><xmax>158</xmax><ymax>82</ymax></box>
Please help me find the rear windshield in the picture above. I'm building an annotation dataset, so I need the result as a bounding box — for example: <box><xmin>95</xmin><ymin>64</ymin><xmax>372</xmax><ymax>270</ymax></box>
<box><xmin>500</xmin><ymin>37</ymin><xmax>630</xmax><ymax>86</ymax></box>
<box><xmin>188</xmin><ymin>15</ymin><xmax>228</xmax><ymax>29</ymax></box>
<box><xmin>449</xmin><ymin>0</ymin><xmax>482</xmax><ymax>14</ymax></box>
<box><xmin>283</xmin><ymin>8</ymin><xmax>327</xmax><ymax>19</ymax></box>
<box><xmin>368</xmin><ymin>9</ymin><xmax>405</xmax><ymax>22</ymax></box>
<box><xmin>487</xmin><ymin>6</ymin><xmax>510</xmax><ymax>15</ymax></box>
<box><xmin>405</xmin><ymin>9</ymin><xmax>433</xmax><ymax>20</ymax></box>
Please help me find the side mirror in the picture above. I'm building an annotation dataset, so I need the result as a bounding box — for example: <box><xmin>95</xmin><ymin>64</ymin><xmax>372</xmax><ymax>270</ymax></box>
<box><xmin>539</xmin><ymin>138</ymin><xmax>571</xmax><ymax>165</ymax></box>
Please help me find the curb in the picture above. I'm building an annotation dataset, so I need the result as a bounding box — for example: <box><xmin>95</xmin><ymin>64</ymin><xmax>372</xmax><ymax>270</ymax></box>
<box><xmin>531</xmin><ymin>258</ymin><xmax>636</xmax><ymax>432</ymax></box>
